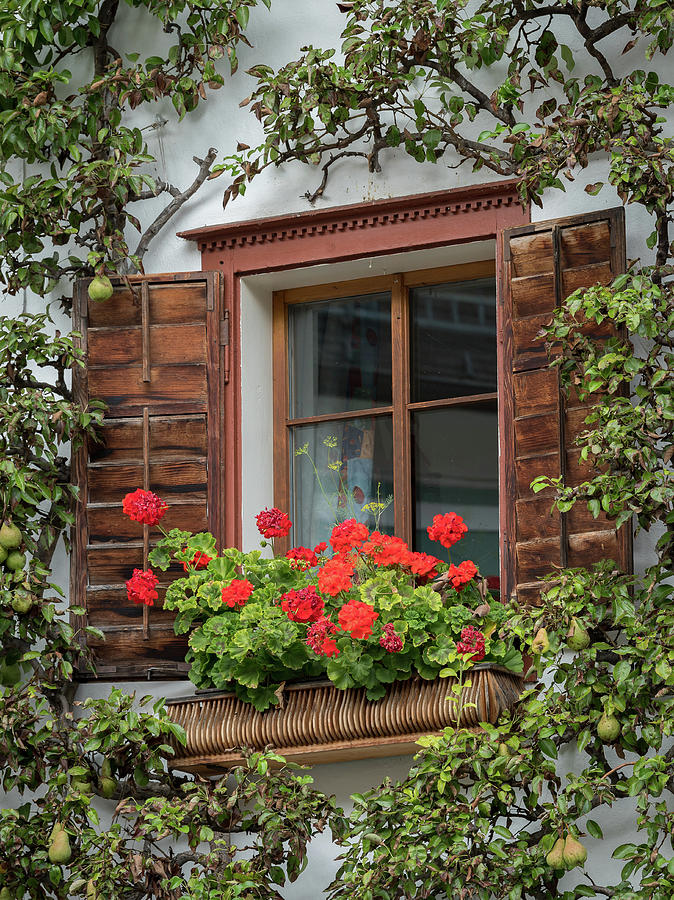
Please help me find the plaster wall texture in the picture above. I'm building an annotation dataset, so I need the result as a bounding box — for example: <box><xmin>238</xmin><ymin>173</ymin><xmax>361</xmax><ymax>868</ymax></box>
<box><xmin>4</xmin><ymin>0</ymin><xmax>672</xmax><ymax>894</ymax></box>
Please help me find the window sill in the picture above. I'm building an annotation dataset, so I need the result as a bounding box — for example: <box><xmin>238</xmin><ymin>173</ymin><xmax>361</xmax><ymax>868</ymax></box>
<box><xmin>165</xmin><ymin>666</ymin><xmax>523</xmax><ymax>773</ymax></box>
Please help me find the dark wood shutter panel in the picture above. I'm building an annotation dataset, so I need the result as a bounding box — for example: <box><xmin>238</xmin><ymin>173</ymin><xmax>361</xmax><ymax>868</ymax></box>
<box><xmin>498</xmin><ymin>208</ymin><xmax>632</xmax><ymax>605</ymax></box>
<box><xmin>71</xmin><ymin>273</ymin><xmax>225</xmax><ymax>679</ymax></box>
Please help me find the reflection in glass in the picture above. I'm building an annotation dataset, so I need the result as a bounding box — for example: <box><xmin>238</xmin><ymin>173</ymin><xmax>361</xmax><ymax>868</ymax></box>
<box><xmin>410</xmin><ymin>277</ymin><xmax>497</xmax><ymax>402</ymax></box>
<box><xmin>288</xmin><ymin>293</ymin><xmax>392</xmax><ymax>419</ymax></box>
<box><xmin>290</xmin><ymin>416</ymin><xmax>394</xmax><ymax>548</ymax></box>
<box><xmin>412</xmin><ymin>403</ymin><xmax>498</xmax><ymax>576</ymax></box>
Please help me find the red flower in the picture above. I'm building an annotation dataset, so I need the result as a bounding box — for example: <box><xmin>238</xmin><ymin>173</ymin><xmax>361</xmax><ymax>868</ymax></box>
<box><xmin>456</xmin><ymin>625</ymin><xmax>486</xmax><ymax>662</ymax></box>
<box><xmin>182</xmin><ymin>551</ymin><xmax>213</xmax><ymax>572</ymax></box>
<box><xmin>222</xmin><ymin>579</ymin><xmax>254</xmax><ymax>608</ymax></box>
<box><xmin>338</xmin><ymin>598</ymin><xmax>379</xmax><ymax>640</ymax></box>
<box><xmin>280</xmin><ymin>586</ymin><xmax>325</xmax><ymax>623</ymax></box>
<box><xmin>427</xmin><ymin>512</ymin><xmax>468</xmax><ymax>549</ymax></box>
<box><xmin>122</xmin><ymin>489</ymin><xmax>168</xmax><ymax>527</ymax></box>
<box><xmin>126</xmin><ymin>568</ymin><xmax>159</xmax><ymax>607</ymax></box>
<box><xmin>306</xmin><ymin>617</ymin><xmax>340</xmax><ymax>657</ymax></box>
<box><xmin>407</xmin><ymin>551</ymin><xmax>442</xmax><ymax>580</ymax></box>
<box><xmin>286</xmin><ymin>546</ymin><xmax>319</xmax><ymax>570</ymax></box>
<box><xmin>255</xmin><ymin>507</ymin><xmax>292</xmax><ymax>538</ymax></box>
<box><xmin>379</xmin><ymin>623</ymin><xmax>403</xmax><ymax>653</ymax></box>
<box><xmin>446</xmin><ymin>560</ymin><xmax>478</xmax><ymax>590</ymax></box>
<box><xmin>361</xmin><ymin>531</ymin><xmax>411</xmax><ymax>567</ymax></box>
<box><xmin>318</xmin><ymin>554</ymin><xmax>355</xmax><ymax>597</ymax></box>
<box><xmin>330</xmin><ymin>519</ymin><xmax>369</xmax><ymax>554</ymax></box>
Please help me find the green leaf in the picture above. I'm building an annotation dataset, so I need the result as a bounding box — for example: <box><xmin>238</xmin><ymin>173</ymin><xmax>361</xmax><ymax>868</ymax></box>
<box><xmin>586</xmin><ymin>820</ymin><xmax>603</xmax><ymax>839</ymax></box>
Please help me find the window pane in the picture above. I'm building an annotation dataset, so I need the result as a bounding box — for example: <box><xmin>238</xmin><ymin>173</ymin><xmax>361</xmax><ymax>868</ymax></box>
<box><xmin>412</xmin><ymin>403</ymin><xmax>498</xmax><ymax>576</ymax></box>
<box><xmin>290</xmin><ymin>416</ymin><xmax>394</xmax><ymax>548</ymax></box>
<box><xmin>410</xmin><ymin>277</ymin><xmax>497</xmax><ymax>402</ymax></box>
<box><xmin>288</xmin><ymin>293</ymin><xmax>392</xmax><ymax>419</ymax></box>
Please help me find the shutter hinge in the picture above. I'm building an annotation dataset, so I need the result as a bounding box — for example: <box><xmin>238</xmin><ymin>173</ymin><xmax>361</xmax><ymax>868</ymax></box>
<box><xmin>220</xmin><ymin>310</ymin><xmax>230</xmax><ymax>385</ymax></box>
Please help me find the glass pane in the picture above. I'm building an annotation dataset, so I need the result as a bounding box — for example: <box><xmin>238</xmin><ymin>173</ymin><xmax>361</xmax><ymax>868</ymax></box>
<box><xmin>412</xmin><ymin>403</ymin><xmax>498</xmax><ymax>577</ymax></box>
<box><xmin>410</xmin><ymin>277</ymin><xmax>497</xmax><ymax>402</ymax></box>
<box><xmin>288</xmin><ymin>292</ymin><xmax>392</xmax><ymax>419</ymax></box>
<box><xmin>290</xmin><ymin>416</ymin><xmax>394</xmax><ymax>548</ymax></box>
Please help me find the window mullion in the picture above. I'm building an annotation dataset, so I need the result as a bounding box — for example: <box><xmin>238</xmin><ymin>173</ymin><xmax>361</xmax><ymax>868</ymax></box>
<box><xmin>391</xmin><ymin>275</ymin><xmax>412</xmax><ymax>543</ymax></box>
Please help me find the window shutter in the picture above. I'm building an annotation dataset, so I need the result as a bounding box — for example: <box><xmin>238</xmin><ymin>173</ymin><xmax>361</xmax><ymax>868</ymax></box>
<box><xmin>71</xmin><ymin>273</ymin><xmax>225</xmax><ymax>678</ymax></box>
<box><xmin>498</xmin><ymin>208</ymin><xmax>632</xmax><ymax>605</ymax></box>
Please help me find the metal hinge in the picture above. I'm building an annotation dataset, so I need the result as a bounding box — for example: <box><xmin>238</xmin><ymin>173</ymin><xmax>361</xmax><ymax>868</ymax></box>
<box><xmin>220</xmin><ymin>310</ymin><xmax>230</xmax><ymax>385</ymax></box>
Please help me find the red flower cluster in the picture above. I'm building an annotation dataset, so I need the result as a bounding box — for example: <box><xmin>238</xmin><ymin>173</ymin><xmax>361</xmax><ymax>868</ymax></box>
<box><xmin>255</xmin><ymin>507</ymin><xmax>292</xmax><ymax>538</ymax></box>
<box><xmin>427</xmin><ymin>512</ymin><xmax>467</xmax><ymax>549</ymax></box>
<box><xmin>306</xmin><ymin>617</ymin><xmax>339</xmax><ymax>657</ymax></box>
<box><xmin>280</xmin><ymin>586</ymin><xmax>325</xmax><ymax>623</ymax></box>
<box><xmin>330</xmin><ymin>519</ymin><xmax>369</xmax><ymax>554</ymax></box>
<box><xmin>318</xmin><ymin>553</ymin><xmax>355</xmax><ymax>597</ymax></box>
<box><xmin>285</xmin><ymin>542</ymin><xmax>327</xmax><ymax>570</ymax></box>
<box><xmin>446</xmin><ymin>559</ymin><xmax>478</xmax><ymax>590</ymax></box>
<box><xmin>182</xmin><ymin>551</ymin><xmax>213</xmax><ymax>572</ymax></box>
<box><xmin>126</xmin><ymin>568</ymin><xmax>159</xmax><ymax>606</ymax></box>
<box><xmin>122</xmin><ymin>489</ymin><xmax>168</xmax><ymax>527</ymax></box>
<box><xmin>222</xmin><ymin>579</ymin><xmax>254</xmax><ymax>608</ymax></box>
<box><xmin>360</xmin><ymin>531</ymin><xmax>409</xmax><ymax>567</ymax></box>
<box><xmin>407</xmin><ymin>551</ymin><xmax>442</xmax><ymax>580</ymax></box>
<box><xmin>456</xmin><ymin>625</ymin><xmax>486</xmax><ymax>662</ymax></box>
<box><xmin>338</xmin><ymin>599</ymin><xmax>379</xmax><ymax>639</ymax></box>
<box><xmin>379</xmin><ymin>623</ymin><xmax>403</xmax><ymax>653</ymax></box>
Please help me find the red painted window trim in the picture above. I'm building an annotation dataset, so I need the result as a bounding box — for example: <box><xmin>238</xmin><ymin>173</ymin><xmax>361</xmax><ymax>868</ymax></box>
<box><xmin>178</xmin><ymin>181</ymin><xmax>530</xmax><ymax>548</ymax></box>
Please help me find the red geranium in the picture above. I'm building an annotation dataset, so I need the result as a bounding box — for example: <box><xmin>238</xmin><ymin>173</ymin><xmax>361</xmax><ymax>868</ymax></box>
<box><xmin>255</xmin><ymin>507</ymin><xmax>292</xmax><ymax>538</ymax></box>
<box><xmin>306</xmin><ymin>616</ymin><xmax>340</xmax><ymax>657</ymax></box>
<box><xmin>285</xmin><ymin>542</ymin><xmax>326</xmax><ymax>570</ymax></box>
<box><xmin>338</xmin><ymin>598</ymin><xmax>379</xmax><ymax>639</ymax></box>
<box><xmin>427</xmin><ymin>512</ymin><xmax>468</xmax><ymax>549</ymax></box>
<box><xmin>318</xmin><ymin>553</ymin><xmax>355</xmax><ymax>597</ymax></box>
<box><xmin>280</xmin><ymin>586</ymin><xmax>325</xmax><ymax>623</ymax></box>
<box><xmin>360</xmin><ymin>531</ymin><xmax>411</xmax><ymax>567</ymax></box>
<box><xmin>379</xmin><ymin>623</ymin><xmax>403</xmax><ymax>653</ymax></box>
<box><xmin>122</xmin><ymin>489</ymin><xmax>168</xmax><ymax>527</ymax></box>
<box><xmin>126</xmin><ymin>568</ymin><xmax>159</xmax><ymax>607</ymax></box>
<box><xmin>407</xmin><ymin>551</ymin><xmax>442</xmax><ymax>580</ymax></box>
<box><xmin>456</xmin><ymin>625</ymin><xmax>486</xmax><ymax>662</ymax></box>
<box><xmin>330</xmin><ymin>519</ymin><xmax>369</xmax><ymax>554</ymax></box>
<box><xmin>446</xmin><ymin>559</ymin><xmax>478</xmax><ymax>590</ymax></box>
<box><xmin>182</xmin><ymin>551</ymin><xmax>213</xmax><ymax>572</ymax></box>
<box><xmin>222</xmin><ymin>579</ymin><xmax>254</xmax><ymax>608</ymax></box>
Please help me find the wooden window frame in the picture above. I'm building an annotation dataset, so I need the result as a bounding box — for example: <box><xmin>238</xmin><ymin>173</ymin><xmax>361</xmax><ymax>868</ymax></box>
<box><xmin>271</xmin><ymin>260</ymin><xmax>496</xmax><ymax>553</ymax></box>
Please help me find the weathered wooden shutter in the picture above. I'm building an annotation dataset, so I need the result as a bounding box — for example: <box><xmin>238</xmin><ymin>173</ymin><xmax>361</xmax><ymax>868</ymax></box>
<box><xmin>71</xmin><ymin>273</ymin><xmax>226</xmax><ymax>678</ymax></box>
<box><xmin>498</xmin><ymin>208</ymin><xmax>632</xmax><ymax>605</ymax></box>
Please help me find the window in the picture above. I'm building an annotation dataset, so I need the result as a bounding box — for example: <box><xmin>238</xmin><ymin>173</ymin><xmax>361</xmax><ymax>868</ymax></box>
<box><xmin>272</xmin><ymin>260</ymin><xmax>499</xmax><ymax>578</ymax></box>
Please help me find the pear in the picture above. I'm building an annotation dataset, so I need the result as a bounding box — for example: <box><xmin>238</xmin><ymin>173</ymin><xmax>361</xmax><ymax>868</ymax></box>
<box><xmin>0</xmin><ymin>887</ymin><xmax>13</xmax><ymax>900</ymax></box>
<box><xmin>49</xmin><ymin>821</ymin><xmax>64</xmax><ymax>842</ymax></box>
<box><xmin>87</xmin><ymin>275</ymin><xmax>114</xmax><ymax>303</ymax></box>
<box><xmin>101</xmin><ymin>757</ymin><xmax>113</xmax><ymax>779</ymax></box>
<box><xmin>5</xmin><ymin>552</ymin><xmax>26</xmax><ymax>573</ymax></box>
<box><xmin>11</xmin><ymin>591</ymin><xmax>33</xmax><ymax>614</ymax></box>
<box><xmin>545</xmin><ymin>837</ymin><xmax>566</xmax><ymax>870</ymax></box>
<box><xmin>532</xmin><ymin>627</ymin><xmax>550</xmax><ymax>654</ymax></box>
<box><xmin>0</xmin><ymin>522</ymin><xmax>22</xmax><ymax>550</ymax></box>
<box><xmin>99</xmin><ymin>776</ymin><xmax>117</xmax><ymax>799</ymax></box>
<box><xmin>48</xmin><ymin>827</ymin><xmax>72</xmax><ymax>864</ymax></box>
<box><xmin>566</xmin><ymin>618</ymin><xmax>590</xmax><ymax>651</ymax></box>
<box><xmin>0</xmin><ymin>547</ymin><xmax>7</xmax><ymax>565</ymax></box>
<box><xmin>497</xmin><ymin>742</ymin><xmax>512</xmax><ymax>758</ymax></box>
<box><xmin>597</xmin><ymin>711</ymin><xmax>620</xmax><ymax>743</ymax></box>
<box><xmin>562</xmin><ymin>834</ymin><xmax>587</xmax><ymax>869</ymax></box>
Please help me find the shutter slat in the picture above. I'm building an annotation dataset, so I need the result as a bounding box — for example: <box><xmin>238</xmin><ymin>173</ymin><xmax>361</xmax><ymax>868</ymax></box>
<box><xmin>499</xmin><ymin>209</ymin><xmax>631</xmax><ymax>604</ymax></box>
<box><xmin>72</xmin><ymin>272</ymin><xmax>224</xmax><ymax>678</ymax></box>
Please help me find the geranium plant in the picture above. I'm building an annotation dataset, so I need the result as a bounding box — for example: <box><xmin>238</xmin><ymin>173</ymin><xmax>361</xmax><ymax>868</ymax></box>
<box><xmin>123</xmin><ymin>492</ymin><xmax>522</xmax><ymax>711</ymax></box>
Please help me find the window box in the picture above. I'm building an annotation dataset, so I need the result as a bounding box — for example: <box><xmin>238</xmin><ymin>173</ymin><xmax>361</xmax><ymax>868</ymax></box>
<box><xmin>165</xmin><ymin>665</ymin><xmax>523</xmax><ymax>772</ymax></box>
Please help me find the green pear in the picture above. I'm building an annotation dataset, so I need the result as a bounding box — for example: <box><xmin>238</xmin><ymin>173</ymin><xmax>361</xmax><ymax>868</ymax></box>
<box><xmin>562</xmin><ymin>834</ymin><xmax>587</xmax><ymax>869</ymax></box>
<box><xmin>5</xmin><ymin>552</ymin><xmax>26</xmax><ymax>573</ymax></box>
<box><xmin>99</xmin><ymin>776</ymin><xmax>117</xmax><ymax>799</ymax></box>
<box><xmin>497</xmin><ymin>742</ymin><xmax>512</xmax><ymax>758</ymax></box>
<box><xmin>566</xmin><ymin>618</ymin><xmax>590</xmax><ymax>651</ymax></box>
<box><xmin>11</xmin><ymin>590</ymin><xmax>33</xmax><ymax>614</ymax></box>
<box><xmin>545</xmin><ymin>837</ymin><xmax>566</xmax><ymax>870</ymax></box>
<box><xmin>0</xmin><ymin>886</ymin><xmax>14</xmax><ymax>900</ymax></box>
<box><xmin>532</xmin><ymin>627</ymin><xmax>549</xmax><ymax>654</ymax></box>
<box><xmin>101</xmin><ymin>758</ymin><xmax>113</xmax><ymax>779</ymax></box>
<box><xmin>0</xmin><ymin>522</ymin><xmax>22</xmax><ymax>550</ymax></box>
<box><xmin>0</xmin><ymin>546</ymin><xmax>7</xmax><ymax>565</ymax></box>
<box><xmin>48</xmin><ymin>827</ymin><xmax>72</xmax><ymax>864</ymax></box>
<box><xmin>87</xmin><ymin>275</ymin><xmax>114</xmax><ymax>303</ymax></box>
<box><xmin>597</xmin><ymin>711</ymin><xmax>620</xmax><ymax>743</ymax></box>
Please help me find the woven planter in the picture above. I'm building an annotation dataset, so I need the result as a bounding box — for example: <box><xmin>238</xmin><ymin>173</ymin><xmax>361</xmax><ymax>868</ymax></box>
<box><xmin>165</xmin><ymin>665</ymin><xmax>523</xmax><ymax>772</ymax></box>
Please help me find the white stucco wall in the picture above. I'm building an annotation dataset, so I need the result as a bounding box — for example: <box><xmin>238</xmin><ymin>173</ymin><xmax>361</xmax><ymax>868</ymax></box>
<box><xmin>4</xmin><ymin>0</ymin><xmax>672</xmax><ymax>894</ymax></box>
